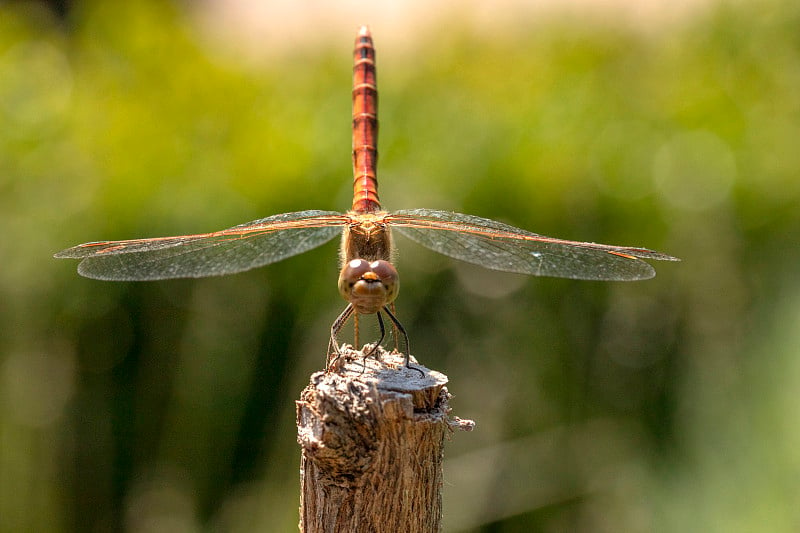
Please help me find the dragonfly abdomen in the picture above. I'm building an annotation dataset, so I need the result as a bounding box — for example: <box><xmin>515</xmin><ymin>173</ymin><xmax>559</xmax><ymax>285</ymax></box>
<box><xmin>351</xmin><ymin>26</ymin><xmax>380</xmax><ymax>214</ymax></box>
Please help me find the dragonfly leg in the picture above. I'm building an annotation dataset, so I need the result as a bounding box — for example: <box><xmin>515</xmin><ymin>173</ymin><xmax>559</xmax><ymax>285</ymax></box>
<box><xmin>354</xmin><ymin>313</ymin><xmax>360</xmax><ymax>351</ymax></box>
<box><xmin>367</xmin><ymin>311</ymin><xmax>387</xmax><ymax>357</ymax></box>
<box><xmin>327</xmin><ymin>303</ymin><xmax>355</xmax><ymax>371</ymax></box>
<box><xmin>389</xmin><ymin>302</ymin><xmax>400</xmax><ymax>351</ymax></box>
<box><xmin>382</xmin><ymin>306</ymin><xmax>423</xmax><ymax>377</ymax></box>
<box><xmin>359</xmin><ymin>311</ymin><xmax>387</xmax><ymax>373</ymax></box>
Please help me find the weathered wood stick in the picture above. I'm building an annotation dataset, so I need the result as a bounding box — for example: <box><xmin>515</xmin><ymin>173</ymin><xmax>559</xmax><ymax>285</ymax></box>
<box><xmin>297</xmin><ymin>347</ymin><xmax>473</xmax><ymax>533</ymax></box>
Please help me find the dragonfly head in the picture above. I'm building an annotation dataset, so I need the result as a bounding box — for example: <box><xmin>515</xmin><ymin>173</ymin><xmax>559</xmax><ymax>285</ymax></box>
<box><xmin>338</xmin><ymin>258</ymin><xmax>399</xmax><ymax>314</ymax></box>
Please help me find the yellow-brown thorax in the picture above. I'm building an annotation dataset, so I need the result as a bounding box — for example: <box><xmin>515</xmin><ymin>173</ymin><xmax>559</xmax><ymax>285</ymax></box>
<box><xmin>339</xmin><ymin>211</ymin><xmax>393</xmax><ymax>264</ymax></box>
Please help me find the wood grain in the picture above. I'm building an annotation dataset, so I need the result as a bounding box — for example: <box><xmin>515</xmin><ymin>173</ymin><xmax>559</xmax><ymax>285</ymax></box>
<box><xmin>297</xmin><ymin>347</ymin><xmax>472</xmax><ymax>532</ymax></box>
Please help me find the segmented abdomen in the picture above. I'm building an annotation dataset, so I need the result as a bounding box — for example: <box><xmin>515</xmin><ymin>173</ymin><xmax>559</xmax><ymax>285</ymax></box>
<box><xmin>351</xmin><ymin>26</ymin><xmax>380</xmax><ymax>213</ymax></box>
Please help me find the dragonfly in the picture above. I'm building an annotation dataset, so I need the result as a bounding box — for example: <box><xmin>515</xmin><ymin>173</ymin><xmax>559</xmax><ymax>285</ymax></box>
<box><xmin>55</xmin><ymin>26</ymin><xmax>679</xmax><ymax>371</ymax></box>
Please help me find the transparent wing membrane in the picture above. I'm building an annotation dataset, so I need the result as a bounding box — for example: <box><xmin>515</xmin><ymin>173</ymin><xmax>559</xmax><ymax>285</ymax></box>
<box><xmin>390</xmin><ymin>209</ymin><xmax>679</xmax><ymax>281</ymax></box>
<box><xmin>55</xmin><ymin>211</ymin><xmax>345</xmax><ymax>281</ymax></box>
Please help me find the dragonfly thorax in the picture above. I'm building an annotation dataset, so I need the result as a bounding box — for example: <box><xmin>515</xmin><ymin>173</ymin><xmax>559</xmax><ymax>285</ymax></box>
<box><xmin>338</xmin><ymin>258</ymin><xmax>399</xmax><ymax>314</ymax></box>
<box><xmin>340</xmin><ymin>211</ymin><xmax>393</xmax><ymax>264</ymax></box>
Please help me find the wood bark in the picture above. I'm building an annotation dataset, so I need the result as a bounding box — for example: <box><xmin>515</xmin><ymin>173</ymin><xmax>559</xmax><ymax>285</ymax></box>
<box><xmin>296</xmin><ymin>347</ymin><xmax>473</xmax><ymax>533</ymax></box>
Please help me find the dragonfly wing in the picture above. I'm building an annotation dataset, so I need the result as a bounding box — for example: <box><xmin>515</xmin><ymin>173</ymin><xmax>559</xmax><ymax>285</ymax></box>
<box><xmin>55</xmin><ymin>210</ymin><xmax>345</xmax><ymax>281</ymax></box>
<box><xmin>391</xmin><ymin>209</ymin><xmax>679</xmax><ymax>281</ymax></box>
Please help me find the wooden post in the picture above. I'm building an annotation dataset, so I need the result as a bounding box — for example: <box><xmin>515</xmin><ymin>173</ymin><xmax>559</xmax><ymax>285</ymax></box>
<box><xmin>296</xmin><ymin>347</ymin><xmax>473</xmax><ymax>533</ymax></box>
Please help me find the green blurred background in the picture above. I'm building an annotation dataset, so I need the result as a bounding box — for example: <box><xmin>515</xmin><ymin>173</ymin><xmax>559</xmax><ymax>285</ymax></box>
<box><xmin>2</xmin><ymin>0</ymin><xmax>799</xmax><ymax>531</ymax></box>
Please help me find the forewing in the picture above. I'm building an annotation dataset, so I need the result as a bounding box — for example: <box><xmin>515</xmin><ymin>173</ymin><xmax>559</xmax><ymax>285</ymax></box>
<box><xmin>390</xmin><ymin>209</ymin><xmax>679</xmax><ymax>281</ymax></box>
<box><xmin>55</xmin><ymin>210</ymin><xmax>345</xmax><ymax>281</ymax></box>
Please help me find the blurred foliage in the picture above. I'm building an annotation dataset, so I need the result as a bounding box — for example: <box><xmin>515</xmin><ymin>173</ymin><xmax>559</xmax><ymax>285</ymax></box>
<box><xmin>1</xmin><ymin>0</ymin><xmax>799</xmax><ymax>531</ymax></box>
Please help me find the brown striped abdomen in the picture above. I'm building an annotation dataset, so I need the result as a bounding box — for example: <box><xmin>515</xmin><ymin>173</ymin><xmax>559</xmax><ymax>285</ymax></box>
<box><xmin>351</xmin><ymin>26</ymin><xmax>380</xmax><ymax>213</ymax></box>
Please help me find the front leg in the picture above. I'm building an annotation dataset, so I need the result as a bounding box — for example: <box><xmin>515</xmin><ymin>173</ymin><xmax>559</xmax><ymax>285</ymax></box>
<box><xmin>327</xmin><ymin>303</ymin><xmax>355</xmax><ymax>371</ymax></box>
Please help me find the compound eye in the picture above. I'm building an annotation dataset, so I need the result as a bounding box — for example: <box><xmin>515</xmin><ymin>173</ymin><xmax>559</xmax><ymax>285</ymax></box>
<box><xmin>337</xmin><ymin>258</ymin><xmax>400</xmax><ymax>314</ymax></box>
<box><xmin>338</xmin><ymin>259</ymin><xmax>371</xmax><ymax>297</ymax></box>
<box><xmin>343</xmin><ymin>258</ymin><xmax>371</xmax><ymax>279</ymax></box>
<box><xmin>369</xmin><ymin>260</ymin><xmax>398</xmax><ymax>285</ymax></box>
